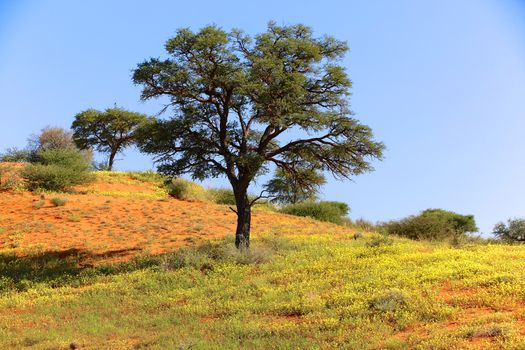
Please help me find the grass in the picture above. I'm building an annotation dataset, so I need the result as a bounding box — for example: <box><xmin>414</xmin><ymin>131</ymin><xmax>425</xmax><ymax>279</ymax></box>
<box><xmin>94</xmin><ymin>170</ymin><xmax>166</xmax><ymax>185</ymax></box>
<box><xmin>1</xmin><ymin>234</ymin><xmax>525</xmax><ymax>349</ymax></box>
<box><xmin>2</xmin><ymin>169</ymin><xmax>525</xmax><ymax>349</ymax></box>
<box><xmin>33</xmin><ymin>200</ymin><xmax>45</xmax><ymax>209</ymax></box>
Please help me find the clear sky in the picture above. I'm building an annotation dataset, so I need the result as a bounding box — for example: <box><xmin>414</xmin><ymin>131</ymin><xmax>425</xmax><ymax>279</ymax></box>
<box><xmin>1</xmin><ymin>0</ymin><xmax>525</xmax><ymax>235</ymax></box>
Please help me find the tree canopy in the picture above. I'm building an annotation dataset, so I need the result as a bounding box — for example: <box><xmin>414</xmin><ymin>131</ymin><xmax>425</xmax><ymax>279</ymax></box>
<box><xmin>71</xmin><ymin>107</ymin><xmax>149</xmax><ymax>170</ymax></box>
<box><xmin>133</xmin><ymin>22</ymin><xmax>384</xmax><ymax>248</ymax></box>
<box><xmin>493</xmin><ymin>218</ymin><xmax>525</xmax><ymax>242</ymax></box>
<box><xmin>28</xmin><ymin>127</ymin><xmax>77</xmax><ymax>152</ymax></box>
<box><xmin>383</xmin><ymin>209</ymin><xmax>478</xmax><ymax>241</ymax></box>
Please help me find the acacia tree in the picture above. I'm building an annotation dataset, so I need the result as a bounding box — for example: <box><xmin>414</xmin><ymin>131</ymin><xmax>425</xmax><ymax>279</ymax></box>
<box><xmin>133</xmin><ymin>22</ymin><xmax>384</xmax><ymax>249</ymax></box>
<box><xmin>493</xmin><ymin>219</ymin><xmax>525</xmax><ymax>242</ymax></box>
<box><xmin>71</xmin><ymin>107</ymin><xmax>149</xmax><ymax>170</ymax></box>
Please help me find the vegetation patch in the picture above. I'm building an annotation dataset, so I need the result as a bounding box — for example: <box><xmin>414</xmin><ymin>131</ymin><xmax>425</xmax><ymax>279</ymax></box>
<box><xmin>281</xmin><ymin>201</ymin><xmax>350</xmax><ymax>224</ymax></box>
<box><xmin>1</xmin><ymin>235</ymin><xmax>525</xmax><ymax>349</ymax></box>
<box><xmin>22</xmin><ymin>149</ymin><xmax>95</xmax><ymax>192</ymax></box>
<box><xmin>50</xmin><ymin>197</ymin><xmax>67</xmax><ymax>207</ymax></box>
<box><xmin>382</xmin><ymin>208</ymin><xmax>478</xmax><ymax>241</ymax></box>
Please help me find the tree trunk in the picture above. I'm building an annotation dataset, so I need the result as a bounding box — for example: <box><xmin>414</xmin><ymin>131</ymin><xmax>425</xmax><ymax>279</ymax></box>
<box><xmin>107</xmin><ymin>149</ymin><xmax>117</xmax><ymax>171</ymax></box>
<box><xmin>233</xmin><ymin>186</ymin><xmax>251</xmax><ymax>250</ymax></box>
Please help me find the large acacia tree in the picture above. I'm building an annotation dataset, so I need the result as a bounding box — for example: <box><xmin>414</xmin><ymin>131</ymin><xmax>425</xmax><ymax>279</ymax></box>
<box><xmin>133</xmin><ymin>22</ymin><xmax>384</xmax><ymax>249</ymax></box>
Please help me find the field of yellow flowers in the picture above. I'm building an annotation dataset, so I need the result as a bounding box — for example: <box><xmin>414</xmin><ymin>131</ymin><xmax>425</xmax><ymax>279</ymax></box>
<box><xmin>1</xmin><ymin>232</ymin><xmax>525</xmax><ymax>349</ymax></box>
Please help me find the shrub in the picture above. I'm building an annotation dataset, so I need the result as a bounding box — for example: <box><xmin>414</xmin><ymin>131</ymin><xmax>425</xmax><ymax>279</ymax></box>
<box><xmin>0</xmin><ymin>147</ymin><xmax>30</xmax><ymax>163</ymax></box>
<box><xmin>159</xmin><ymin>240</ymin><xmax>273</xmax><ymax>271</ymax></box>
<box><xmin>50</xmin><ymin>197</ymin><xmax>67</xmax><ymax>207</ymax></box>
<box><xmin>369</xmin><ymin>290</ymin><xmax>408</xmax><ymax>313</ymax></box>
<box><xmin>33</xmin><ymin>200</ymin><xmax>45</xmax><ymax>209</ymax></box>
<box><xmin>342</xmin><ymin>217</ymin><xmax>378</xmax><ymax>232</ymax></box>
<box><xmin>209</xmin><ymin>188</ymin><xmax>236</xmax><ymax>205</ymax></box>
<box><xmin>281</xmin><ymin>200</ymin><xmax>350</xmax><ymax>224</ymax></box>
<box><xmin>0</xmin><ymin>165</ymin><xmax>21</xmax><ymax>191</ymax></box>
<box><xmin>164</xmin><ymin>178</ymin><xmax>209</xmax><ymax>201</ymax></box>
<box><xmin>382</xmin><ymin>208</ymin><xmax>477</xmax><ymax>241</ymax></box>
<box><xmin>493</xmin><ymin>218</ymin><xmax>525</xmax><ymax>243</ymax></box>
<box><xmin>366</xmin><ymin>235</ymin><xmax>394</xmax><ymax>247</ymax></box>
<box><xmin>22</xmin><ymin>149</ymin><xmax>94</xmax><ymax>191</ymax></box>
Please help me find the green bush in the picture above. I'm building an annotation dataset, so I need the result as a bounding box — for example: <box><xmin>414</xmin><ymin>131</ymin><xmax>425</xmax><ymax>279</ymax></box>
<box><xmin>382</xmin><ymin>208</ymin><xmax>477</xmax><ymax>241</ymax></box>
<box><xmin>22</xmin><ymin>149</ymin><xmax>94</xmax><ymax>192</ymax></box>
<box><xmin>366</xmin><ymin>234</ymin><xmax>394</xmax><ymax>247</ymax></box>
<box><xmin>0</xmin><ymin>166</ymin><xmax>21</xmax><ymax>191</ymax></box>
<box><xmin>0</xmin><ymin>147</ymin><xmax>30</xmax><ymax>163</ymax></box>
<box><xmin>50</xmin><ymin>197</ymin><xmax>67</xmax><ymax>207</ymax></box>
<box><xmin>209</xmin><ymin>188</ymin><xmax>236</xmax><ymax>205</ymax></box>
<box><xmin>164</xmin><ymin>178</ymin><xmax>209</xmax><ymax>201</ymax></box>
<box><xmin>281</xmin><ymin>200</ymin><xmax>350</xmax><ymax>224</ymax></box>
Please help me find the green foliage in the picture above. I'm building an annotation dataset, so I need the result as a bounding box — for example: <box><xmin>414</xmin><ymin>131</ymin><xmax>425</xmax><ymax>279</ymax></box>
<box><xmin>72</xmin><ymin>107</ymin><xmax>150</xmax><ymax>170</ymax></box>
<box><xmin>366</xmin><ymin>234</ymin><xmax>394</xmax><ymax>247</ymax></box>
<box><xmin>281</xmin><ymin>200</ymin><xmax>350</xmax><ymax>224</ymax></box>
<box><xmin>0</xmin><ymin>147</ymin><xmax>30</xmax><ymax>162</ymax></box>
<box><xmin>0</xmin><ymin>166</ymin><xmax>21</xmax><ymax>192</ymax></box>
<box><xmin>209</xmin><ymin>188</ymin><xmax>236</xmax><ymax>205</ymax></box>
<box><xmin>493</xmin><ymin>218</ymin><xmax>525</xmax><ymax>243</ymax></box>
<box><xmin>22</xmin><ymin>149</ymin><xmax>95</xmax><ymax>191</ymax></box>
<box><xmin>50</xmin><ymin>197</ymin><xmax>67</xmax><ymax>207</ymax></box>
<box><xmin>383</xmin><ymin>208</ymin><xmax>478</xmax><ymax>241</ymax></box>
<box><xmin>26</xmin><ymin>126</ymin><xmax>93</xmax><ymax>165</ymax></box>
<box><xmin>164</xmin><ymin>177</ymin><xmax>209</xmax><ymax>201</ymax></box>
<box><xmin>266</xmin><ymin>168</ymin><xmax>326</xmax><ymax>204</ymax></box>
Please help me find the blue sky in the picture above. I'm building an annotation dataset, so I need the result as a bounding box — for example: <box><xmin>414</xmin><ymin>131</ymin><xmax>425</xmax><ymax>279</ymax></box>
<box><xmin>1</xmin><ymin>0</ymin><xmax>525</xmax><ymax>234</ymax></box>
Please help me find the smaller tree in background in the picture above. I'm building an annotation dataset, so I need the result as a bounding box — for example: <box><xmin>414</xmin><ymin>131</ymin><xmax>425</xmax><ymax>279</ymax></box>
<box><xmin>71</xmin><ymin>107</ymin><xmax>149</xmax><ymax>170</ymax></box>
<box><xmin>383</xmin><ymin>208</ymin><xmax>478</xmax><ymax>241</ymax></box>
<box><xmin>27</xmin><ymin>126</ymin><xmax>92</xmax><ymax>163</ymax></box>
<box><xmin>28</xmin><ymin>126</ymin><xmax>77</xmax><ymax>152</ymax></box>
<box><xmin>266</xmin><ymin>167</ymin><xmax>326</xmax><ymax>204</ymax></box>
<box><xmin>493</xmin><ymin>219</ymin><xmax>525</xmax><ymax>243</ymax></box>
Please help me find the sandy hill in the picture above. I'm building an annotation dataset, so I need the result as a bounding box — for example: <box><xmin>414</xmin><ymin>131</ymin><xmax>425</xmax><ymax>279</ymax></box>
<box><xmin>0</xmin><ymin>170</ymin><xmax>352</xmax><ymax>265</ymax></box>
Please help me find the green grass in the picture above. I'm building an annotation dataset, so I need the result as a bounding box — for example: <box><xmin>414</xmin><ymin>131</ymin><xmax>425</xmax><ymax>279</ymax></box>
<box><xmin>1</xmin><ymin>234</ymin><xmax>525</xmax><ymax>349</ymax></box>
<box><xmin>94</xmin><ymin>170</ymin><xmax>166</xmax><ymax>185</ymax></box>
